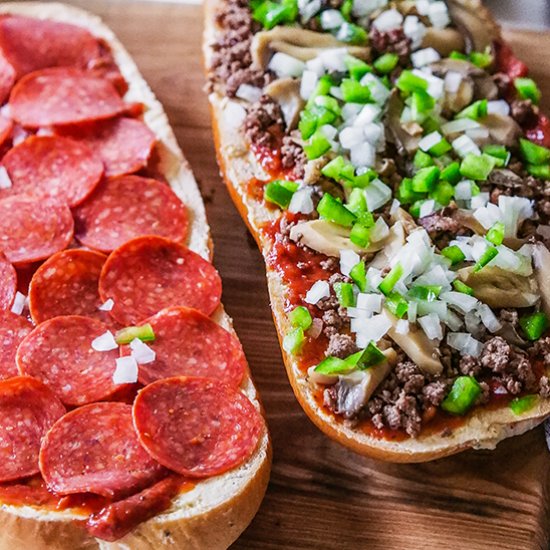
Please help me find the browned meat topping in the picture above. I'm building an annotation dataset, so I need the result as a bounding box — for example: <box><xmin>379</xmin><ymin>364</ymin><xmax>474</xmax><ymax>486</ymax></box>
<box><xmin>510</xmin><ymin>99</ymin><xmax>537</xmax><ymax>127</ymax></box>
<box><xmin>369</xmin><ymin>27</ymin><xmax>411</xmax><ymax>62</ymax></box>
<box><xmin>243</xmin><ymin>95</ymin><xmax>284</xmax><ymax>148</ymax></box>
<box><xmin>325</xmin><ymin>333</ymin><xmax>359</xmax><ymax>358</ymax></box>
<box><xmin>418</xmin><ymin>205</ymin><xmax>470</xmax><ymax>248</ymax></box>
<box><xmin>281</xmin><ymin>135</ymin><xmax>307</xmax><ymax>180</ymax></box>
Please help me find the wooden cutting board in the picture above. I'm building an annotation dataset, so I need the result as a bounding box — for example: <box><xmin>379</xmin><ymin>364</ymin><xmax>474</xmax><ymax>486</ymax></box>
<box><xmin>38</xmin><ymin>1</ymin><xmax>550</xmax><ymax>547</ymax></box>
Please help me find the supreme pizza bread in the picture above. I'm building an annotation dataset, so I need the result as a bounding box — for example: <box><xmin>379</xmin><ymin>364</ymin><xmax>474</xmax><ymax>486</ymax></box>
<box><xmin>0</xmin><ymin>3</ymin><xmax>271</xmax><ymax>549</ymax></box>
<box><xmin>204</xmin><ymin>0</ymin><xmax>550</xmax><ymax>461</ymax></box>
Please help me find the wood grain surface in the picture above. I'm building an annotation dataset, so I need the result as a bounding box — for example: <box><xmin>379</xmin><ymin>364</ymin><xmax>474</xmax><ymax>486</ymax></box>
<box><xmin>34</xmin><ymin>2</ymin><xmax>550</xmax><ymax>547</ymax></box>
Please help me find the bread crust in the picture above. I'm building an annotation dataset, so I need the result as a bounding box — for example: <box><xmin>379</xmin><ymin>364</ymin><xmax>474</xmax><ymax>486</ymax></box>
<box><xmin>0</xmin><ymin>3</ymin><xmax>271</xmax><ymax>549</ymax></box>
<box><xmin>203</xmin><ymin>0</ymin><xmax>550</xmax><ymax>463</ymax></box>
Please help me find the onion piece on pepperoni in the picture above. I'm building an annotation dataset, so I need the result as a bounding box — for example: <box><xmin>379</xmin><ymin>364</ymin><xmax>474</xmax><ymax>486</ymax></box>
<box><xmin>99</xmin><ymin>236</ymin><xmax>221</xmax><ymax>325</ymax></box>
<box><xmin>9</xmin><ymin>68</ymin><xmax>127</xmax><ymax>128</ymax></box>
<box><xmin>39</xmin><ymin>402</ymin><xmax>164</xmax><ymax>499</ymax></box>
<box><xmin>57</xmin><ymin>117</ymin><xmax>156</xmax><ymax>178</ymax></box>
<box><xmin>0</xmin><ymin>252</ymin><xmax>16</xmax><ymax>311</ymax></box>
<box><xmin>0</xmin><ymin>195</ymin><xmax>73</xmax><ymax>265</ymax></box>
<box><xmin>16</xmin><ymin>315</ymin><xmax>121</xmax><ymax>406</ymax></box>
<box><xmin>122</xmin><ymin>307</ymin><xmax>246</xmax><ymax>387</ymax></box>
<box><xmin>0</xmin><ymin>15</ymin><xmax>101</xmax><ymax>79</ymax></box>
<box><xmin>133</xmin><ymin>377</ymin><xmax>264</xmax><ymax>478</ymax></box>
<box><xmin>2</xmin><ymin>135</ymin><xmax>103</xmax><ymax>206</ymax></box>
<box><xmin>74</xmin><ymin>176</ymin><xmax>188</xmax><ymax>253</ymax></box>
<box><xmin>28</xmin><ymin>249</ymin><xmax>107</xmax><ymax>324</ymax></box>
<box><xmin>0</xmin><ymin>311</ymin><xmax>32</xmax><ymax>381</ymax></box>
<box><xmin>0</xmin><ymin>376</ymin><xmax>65</xmax><ymax>482</ymax></box>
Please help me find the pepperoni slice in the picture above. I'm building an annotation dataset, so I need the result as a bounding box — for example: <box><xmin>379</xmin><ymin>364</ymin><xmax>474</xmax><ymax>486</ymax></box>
<box><xmin>0</xmin><ymin>15</ymin><xmax>101</xmax><ymax>79</ymax></box>
<box><xmin>57</xmin><ymin>118</ymin><xmax>156</xmax><ymax>178</ymax></box>
<box><xmin>0</xmin><ymin>53</ymin><xmax>15</xmax><ymax>105</ymax></box>
<box><xmin>0</xmin><ymin>376</ymin><xmax>65</xmax><ymax>482</ymax></box>
<box><xmin>39</xmin><ymin>402</ymin><xmax>164</xmax><ymax>499</ymax></box>
<box><xmin>133</xmin><ymin>377</ymin><xmax>264</xmax><ymax>478</ymax></box>
<box><xmin>99</xmin><ymin>236</ymin><xmax>221</xmax><ymax>325</ymax></box>
<box><xmin>0</xmin><ymin>312</ymin><xmax>32</xmax><ymax>381</ymax></box>
<box><xmin>0</xmin><ymin>115</ymin><xmax>13</xmax><ymax>149</ymax></box>
<box><xmin>0</xmin><ymin>195</ymin><xmax>73</xmax><ymax>265</ymax></box>
<box><xmin>10</xmin><ymin>68</ymin><xmax>127</xmax><ymax>128</ymax></box>
<box><xmin>123</xmin><ymin>307</ymin><xmax>246</xmax><ymax>387</ymax></box>
<box><xmin>16</xmin><ymin>315</ymin><xmax>121</xmax><ymax>406</ymax></box>
<box><xmin>74</xmin><ymin>176</ymin><xmax>188</xmax><ymax>253</ymax></box>
<box><xmin>0</xmin><ymin>252</ymin><xmax>16</xmax><ymax>311</ymax></box>
<box><xmin>28</xmin><ymin>249</ymin><xmax>107</xmax><ymax>324</ymax></box>
<box><xmin>2</xmin><ymin>136</ymin><xmax>103</xmax><ymax>206</ymax></box>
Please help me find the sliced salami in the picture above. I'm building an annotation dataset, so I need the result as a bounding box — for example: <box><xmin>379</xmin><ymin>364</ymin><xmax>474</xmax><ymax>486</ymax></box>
<box><xmin>99</xmin><ymin>236</ymin><xmax>221</xmax><ymax>325</ymax></box>
<box><xmin>16</xmin><ymin>315</ymin><xmax>121</xmax><ymax>406</ymax></box>
<box><xmin>74</xmin><ymin>176</ymin><xmax>189</xmax><ymax>253</ymax></box>
<box><xmin>133</xmin><ymin>377</ymin><xmax>264</xmax><ymax>478</ymax></box>
<box><xmin>39</xmin><ymin>402</ymin><xmax>164</xmax><ymax>498</ymax></box>
<box><xmin>57</xmin><ymin>117</ymin><xmax>156</xmax><ymax>178</ymax></box>
<box><xmin>0</xmin><ymin>53</ymin><xmax>15</xmax><ymax>105</ymax></box>
<box><xmin>0</xmin><ymin>311</ymin><xmax>32</xmax><ymax>381</ymax></box>
<box><xmin>28</xmin><ymin>249</ymin><xmax>107</xmax><ymax>324</ymax></box>
<box><xmin>2</xmin><ymin>135</ymin><xmax>104</xmax><ymax>206</ymax></box>
<box><xmin>0</xmin><ymin>15</ymin><xmax>101</xmax><ymax>79</ymax></box>
<box><xmin>123</xmin><ymin>307</ymin><xmax>246</xmax><ymax>387</ymax></box>
<box><xmin>0</xmin><ymin>195</ymin><xmax>73</xmax><ymax>265</ymax></box>
<box><xmin>0</xmin><ymin>376</ymin><xmax>65</xmax><ymax>482</ymax></box>
<box><xmin>0</xmin><ymin>115</ymin><xmax>13</xmax><ymax>149</ymax></box>
<box><xmin>0</xmin><ymin>252</ymin><xmax>16</xmax><ymax>311</ymax></box>
<box><xmin>9</xmin><ymin>68</ymin><xmax>127</xmax><ymax>128</ymax></box>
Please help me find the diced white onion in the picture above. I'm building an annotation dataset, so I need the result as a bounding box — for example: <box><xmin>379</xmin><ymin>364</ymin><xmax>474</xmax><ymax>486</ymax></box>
<box><xmin>364</xmin><ymin>178</ymin><xmax>392</xmax><ymax>211</ymax></box>
<box><xmin>268</xmin><ymin>52</ymin><xmax>305</xmax><ymax>78</ymax></box>
<box><xmin>130</xmin><ymin>338</ymin><xmax>156</xmax><ymax>365</ymax></box>
<box><xmin>370</xmin><ymin>216</ymin><xmax>390</xmax><ymax>242</ymax></box>
<box><xmin>299</xmin><ymin>0</ymin><xmax>321</xmax><ymax>21</ymax></box>
<box><xmin>498</xmin><ymin>195</ymin><xmax>534</xmax><ymax>238</ymax></box>
<box><xmin>235</xmin><ymin>84</ymin><xmax>263</xmax><ymax>103</ymax></box>
<box><xmin>416</xmin><ymin>300</ymin><xmax>447</xmax><ymax>319</ymax></box>
<box><xmin>444</xmin><ymin>309</ymin><xmax>463</xmax><ymax>332</ymax></box>
<box><xmin>447</xmin><ymin>332</ymin><xmax>483</xmax><ymax>357</ymax></box>
<box><xmin>470</xmin><ymin>192</ymin><xmax>490</xmax><ymax>209</ymax></box>
<box><xmin>363</xmin><ymin>122</ymin><xmax>383</xmax><ymax>145</ymax></box>
<box><xmin>113</xmin><ymin>356</ymin><xmax>138</xmax><ymax>384</ymax></box>
<box><xmin>487</xmin><ymin>100</ymin><xmax>510</xmax><ymax>117</ymax></box>
<box><xmin>452</xmin><ymin>134</ymin><xmax>481</xmax><ymax>158</ymax></box>
<box><xmin>356</xmin><ymin>292</ymin><xmax>382</xmax><ymax>313</ymax></box>
<box><xmin>441</xmin><ymin>118</ymin><xmax>480</xmax><ymax>136</ymax></box>
<box><xmin>352</xmin><ymin>0</ymin><xmax>386</xmax><ymax>17</ymax></box>
<box><xmin>389</xmin><ymin>198</ymin><xmax>400</xmax><ymax>216</ymax></box>
<box><xmin>307</xmin><ymin>317</ymin><xmax>323</xmax><ymax>339</ymax></box>
<box><xmin>454</xmin><ymin>179</ymin><xmax>475</xmax><ymax>200</ymax></box>
<box><xmin>366</xmin><ymin>267</ymin><xmax>383</xmax><ymax>289</ymax></box>
<box><xmin>339</xmin><ymin>126</ymin><xmax>364</xmax><ymax>149</ymax></box>
<box><xmin>320</xmin><ymin>9</ymin><xmax>345</xmax><ymax>29</ymax></box>
<box><xmin>418</xmin><ymin>313</ymin><xmax>443</xmax><ymax>341</ymax></box>
<box><xmin>473</xmin><ymin>202</ymin><xmax>502</xmax><ymax>230</ymax></box>
<box><xmin>98</xmin><ymin>298</ymin><xmax>114</xmax><ymax>312</ymax></box>
<box><xmin>466</xmin><ymin>127</ymin><xmax>490</xmax><ymax>141</ymax></box>
<box><xmin>428</xmin><ymin>1</ymin><xmax>450</xmax><ymax>28</ymax></box>
<box><xmin>92</xmin><ymin>331</ymin><xmax>118</xmax><ymax>352</ymax></box>
<box><xmin>419</xmin><ymin>131</ymin><xmax>443</xmax><ymax>152</ymax></box>
<box><xmin>411</xmin><ymin>47</ymin><xmax>440</xmax><ymax>68</ymax></box>
<box><xmin>300</xmin><ymin>70</ymin><xmax>318</xmax><ymax>100</ymax></box>
<box><xmin>319</xmin><ymin>48</ymin><xmax>348</xmax><ymax>73</ymax></box>
<box><xmin>395</xmin><ymin>319</ymin><xmax>410</xmax><ymax>334</ymax></box>
<box><xmin>348</xmin><ymin>307</ymin><xmax>373</xmax><ymax>319</ymax></box>
<box><xmin>351</xmin><ymin>141</ymin><xmax>376</xmax><ymax>168</ymax></box>
<box><xmin>372</xmin><ymin>8</ymin><xmax>403</xmax><ymax>31</ymax></box>
<box><xmin>419</xmin><ymin>199</ymin><xmax>435</xmax><ymax>218</ymax></box>
<box><xmin>411</xmin><ymin>69</ymin><xmax>444</xmax><ymax>99</ymax></box>
<box><xmin>305</xmin><ymin>55</ymin><xmax>325</xmax><ymax>76</ymax></box>
<box><xmin>444</xmin><ymin>71</ymin><xmax>463</xmax><ymax>94</ymax></box>
<box><xmin>305</xmin><ymin>280</ymin><xmax>330</xmax><ymax>304</ymax></box>
<box><xmin>353</xmin><ymin>104</ymin><xmax>381</xmax><ymax>126</ymax></box>
<box><xmin>407</xmin><ymin>300</ymin><xmax>418</xmax><ymax>323</ymax></box>
<box><xmin>414</xmin><ymin>264</ymin><xmax>454</xmax><ymax>290</ymax></box>
<box><xmin>478</xmin><ymin>304</ymin><xmax>502</xmax><ymax>333</ymax></box>
<box><xmin>354</xmin><ymin>313</ymin><xmax>392</xmax><ymax>347</ymax></box>
<box><xmin>403</xmin><ymin>15</ymin><xmax>426</xmax><ymax>50</ymax></box>
<box><xmin>10</xmin><ymin>291</ymin><xmax>25</xmax><ymax>315</ymax></box>
<box><xmin>415</xmin><ymin>0</ymin><xmax>430</xmax><ymax>15</ymax></box>
<box><xmin>342</xmin><ymin>103</ymin><xmax>363</xmax><ymax>121</ymax></box>
<box><xmin>289</xmin><ymin>187</ymin><xmax>314</xmax><ymax>215</ymax></box>
<box><xmin>360</xmin><ymin>73</ymin><xmax>390</xmax><ymax>105</ymax></box>
<box><xmin>340</xmin><ymin>249</ymin><xmax>361</xmax><ymax>277</ymax></box>
<box><xmin>0</xmin><ymin>167</ymin><xmax>12</xmax><ymax>190</ymax></box>
<box><xmin>329</xmin><ymin>86</ymin><xmax>344</xmax><ymax>100</ymax></box>
<box><xmin>441</xmin><ymin>291</ymin><xmax>478</xmax><ymax>313</ymax></box>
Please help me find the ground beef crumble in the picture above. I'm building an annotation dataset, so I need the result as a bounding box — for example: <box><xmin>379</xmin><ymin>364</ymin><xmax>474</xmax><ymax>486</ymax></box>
<box><xmin>369</xmin><ymin>27</ymin><xmax>411</xmax><ymax>62</ymax></box>
<box><xmin>243</xmin><ymin>95</ymin><xmax>284</xmax><ymax>148</ymax></box>
<box><xmin>281</xmin><ymin>134</ymin><xmax>307</xmax><ymax>179</ymax></box>
<box><xmin>418</xmin><ymin>205</ymin><xmax>470</xmax><ymax>248</ymax></box>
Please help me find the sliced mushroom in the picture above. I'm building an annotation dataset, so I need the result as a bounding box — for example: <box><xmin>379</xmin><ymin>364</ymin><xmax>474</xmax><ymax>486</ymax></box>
<box><xmin>422</xmin><ymin>27</ymin><xmax>465</xmax><ymax>57</ymax></box>
<box><xmin>303</xmin><ymin>157</ymin><xmax>328</xmax><ymax>185</ymax></box>
<box><xmin>369</xmin><ymin>221</ymin><xmax>406</xmax><ymax>269</ymax></box>
<box><xmin>445</xmin><ymin>79</ymin><xmax>474</xmax><ymax>113</ymax></box>
<box><xmin>446</xmin><ymin>0</ymin><xmax>501</xmax><ymax>53</ymax></box>
<box><xmin>533</xmin><ymin>242</ymin><xmax>550</xmax><ymax>317</ymax></box>
<box><xmin>265</xmin><ymin>78</ymin><xmax>305</xmax><ymax>130</ymax></box>
<box><xmin>385</xmin><ymin>89</ymin><xmax>421</xmax><ymax>155</ymax></box>
<box><xmin>289</xmin><ymin>219</ymin><xmax>386</xmax><ymax>257</ymax></box>
<box><xmin>478</xmin><ymin>114</ymin><xmax>522</xmax><ymax>147</ymax></box>
<box><xmin>496</xmin><ymin>323</ymin><xmax>528</xmax><ymax>348</ymax></box>
<box><xmin>457</xmin><ymin>266</ymin><xmax>539</xmax><ymax>308</ymax></box>
<box><xmin>251</xmin><ymin>27</ymin><xmax>370</xmax><ymax>69</ymax></box>
<box><xmin>390</xmin><ymin>207</ymin><xmax>418</xmax><ymax>235</ymax></box>
<box><xmin>383</xmin><ymin>310</ymin><xmax>443</xmax><ymax>375</ymax></box>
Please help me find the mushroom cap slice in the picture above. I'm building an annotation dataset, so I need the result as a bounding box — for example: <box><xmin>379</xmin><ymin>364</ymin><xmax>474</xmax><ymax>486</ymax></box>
<box><xmin>422</xmin><ymin>27</ymin><xmax>465</xmax><ymax>57</ymax></box>
<box><xmin>533</xmin><ymin>242</ymin><xmax>550</xmax><ymax>318</ymax></box>
<box><xmin>265</xmin><ymin>77</ymin><xmax>305</xmax><ymax>130</ymax></box>
<box><xmin>457</xmin><ymin>266</ymin><xmax>539</xmax><ymax>308</ymax></box>
<box><xmin>478</xmin><ymin>113</ymin><xmax>522</xmax><ymax>147</ymax></box>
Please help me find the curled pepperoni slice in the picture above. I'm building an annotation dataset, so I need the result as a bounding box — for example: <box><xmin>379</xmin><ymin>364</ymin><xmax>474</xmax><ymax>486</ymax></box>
<box><xmin>0</xmin><ymin>54</ymin><xmax>14</xmax><ymax>105</ymax></box>
<box><xmin>56</xmin><ymin>117</ymin><xmax>156</xmax><ymax>178</ymax></box>
<box><xmin>0</xmin><ymin>195</ymin><xmax>73</xmax><ymax>265</ymax></box>
<box><xmin>122</xmin><ymin>307</ymin><xmax>246</xmax><ymax>387</ymax></box>
<box><xmin>133</xmin><ymin>377</ymin><xmax>264</xmax><ymax>478</ymax></box>
<box><xmin>9</xmin><ymin>68</ymin><xmax>126</xmax><ymax>128</ymax></box>
<box><xmin>39</xmin><ymin>402</ymin><xmax>164</xmax><ymax>499</ymax></box>
<box><xmin>0</xmin><ymin>376</ymin><xmax>65</xmax><ymax>482</ymax></box>
<box><xmin>16</xmin><ymin>316</ymin><xmax>121</xmax><ymax>406</ymax></box>
<box><xmin>0</xmin><ymin>15</ymin><xmax>101</xmax><ymax>79</ymax></box>
<box><xmin>0</xmin><ymin>252</ymin><xmax>16</xmax><ymax>311</ymax></box>
<box><xmin>2</xmin><ymin>136</ymin><xmax>103</xmax><ymax>206</ymax></box>
<box><xmin>74</xmin><ymin>176</ymin><xmax>188</xmax><ymax>253</ymax></box>
<box><xmin>0</xmin><ymin>311</ymin><xmax>32</xmax><ymax>381</ymax></box>
<box><xmin>28</xmin><ymin>249</ymin><xmax>107</xmax><ymax>324</ymax></box>
<box><xmin>99</xmin><ymin>236</ymin><xmax>221</xmax><ymax>325</ymax></box>
<box><xmin>0</xmin><ymin>115</ymin><xmax>13</xmax><ymax>149</ymax></box>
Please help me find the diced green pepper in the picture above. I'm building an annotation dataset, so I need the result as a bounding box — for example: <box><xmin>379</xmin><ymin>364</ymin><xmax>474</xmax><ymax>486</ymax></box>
<box><xmin>340</xmin><ymin>78</ymin><xmax>371</xmax><ymax>103</ymax></box>
<box><xmin>378</xmin><ymin>262</ymin><xmax>404</xmax><ymax>295</ymax></box>
<box><xmin>485</xmin><ymin>221</ymin><xmax>505</xmax><ymax>246</ymax></box>
<box><xmin>115</xmin><ymin>323</ymin><xmax>156</xmax><ymax>344</ymax></box>
<box><xmin>441</xmin><ymin>245</ymin><xmax>466</xmax><ymax>265</ymax></box>
<box><xmin>408</xmin><ymin>285</ymin><xmax>442</xmax><ymax>301</ymax></box>
<box><xmin>396</xmin><ymin>70</ymin><xmax>428</xmax><ymax>94</ymax></box>
<box><xmin>344</xmin><ymin>55</ymin><xmax>372</xmax><ymax>80</ymax></box>
<box><xmin>412</xmin><ymin>166</ymin><xmax>440</xmax><ymax>193</ymax></box>
<box><xmin>352</xmin><ymin>341</ymin><xmax>387</xmax><ymax>368</ymax></box>
<box><xmin>314</xmin><ymin>355</ymin><xmax>353</xmax><ymax>375</ymax></box>
<box><xmin>349</xmin><ymin>260</ymin><xmax>367</xmax><ymax>292</ymax></box>
<box><xmin>460</xmin><ymin>153</ymin><xmax>496</xmax><ymax>181</ymax></box>
<box><xmin>483</xmin><ymin>144</ymin><xmax>510</xmax><ymax>167</ymax></box>
<box><xmin>384</xmin><ymin>292</ymin><xmax>408</xmax><ymax>318</ymax></box>
<box><xmin>519</xmin><ymin>138</ymin><xmax>550</xmax><ymax>165</ymax></box>
<box><xmin>334</xmin><ymin>282</ymin><xmax>355</xmax><ymax>307</ymax></box>
<box><xmin>373</xmin><ymin>52</ymin><xmax>399</xmax><ymax>74</ymax></box>
<box><xmin>430</xmin><ymin>180</ymin><xmax>454</xmax><ymax>206</ymax></box>
<box><xmin>456</xmin><ymin>99</ymin><xmax>488</xmax><ymax>121</ymax></box>
<box><xmin>520</xmin><ymin>311</ymin><xmax>549</xmax><ymax>341</ymax></box>
<box><xmin>288</xmin><ymin>306</ymin><xmax>312</xmax><ymax>330</ymax></box>
<box><xmin>440</xmin><ymin>161</ymin><xmax>461</xmax><ymax>185</ymax></box>
<box><xmin>453</xmin><ymin>280</ymin><xmax>475</xmax><ymax>296</ymax></box>
<box><xmin>473</xmin><ymin>246</ymin><xmax>498</xmax><ymax>272</ymax></box>
<box><xmin>316</xmin><ymin>193</ymin><xmax>356</xmax><ymax>227</ymax></box>
<box><xmin>350</xmin><ymin>221</ymin><xmax>371</xmax><ymax>247</ymax></box>
<box><xmin>527</xmin><ymin>164</ymin><xmax>550</xmax><ymax>180</ymax></box>
<box><xmin>252</xmin><ymin>0</ymin><xmax>298</xmax><ymax>29</ymax></box>
<box><xmin>514</xmin><ymin>77</ymin><xmax>541</xmax><ymax>104</ymax></box>
<box><xmin>428</xmin><ymin>137</ymin><xmax>452</xmax><ymax>157</ymax></box>
<box><xmin>397</xmin><ymin>177</ymin><xmax>424</xmax><ymax>205</ymax></box>
<box><xmin>264</xmin><ymin>180</ymin><xmax>299</xmax><ymax>208</ymax></box>
<box><xmin>283</xmin><ymin>327</ymin><xmax>305</xmax><ymax>355</ymax></box>
<box><xmin>449</xmin><ymin>51</ymin><xmax>468</xmax><ymax>61</ymax></box>
<box><xmin>411</xmin><ymin>90</ymin><xmax>435</xmax><ymax>119</ymax></box>
<box><xmin>337</xmin><ymin>22</ymin><xmax>368</xmax><ymax>45</ymax></box>
<box><xmin>509</xmin><ymin>394</ymin><xmax>539</xmax><ymax>415</ymax></box>
<box><xmin>414</xmin><ymin>149</ymin><xmax>434</xmax><ymax>169</ymax></box>
<box><xmin>321</xmin><ymin>156</ymin><xmax>356</xmax><ymax>185</ymax></box>
<box><xmin>441</xmin><ymin>376</ymin><xmax>481</xmax><ymax>415</ymax></box>
<box><xmin>303</xmin><ymin>130</ymin><xmax>332</xmax><ymax>160</ymax></box>
<box><xmin>469</xmin><ymin>50</ymin><xmax>493</xmax><ymax>69</ymax></box>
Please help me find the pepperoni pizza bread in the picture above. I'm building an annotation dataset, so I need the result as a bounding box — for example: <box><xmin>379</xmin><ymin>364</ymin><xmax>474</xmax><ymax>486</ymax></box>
<box><xmin>0</xmin><ymin>3</ymin><xmax>270</xmax><ymax>549</ymax></box>
<box><xmin>204</xmin><ymin>0</ymin><xmax>550</xmax><ymax>461</ymax></box>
